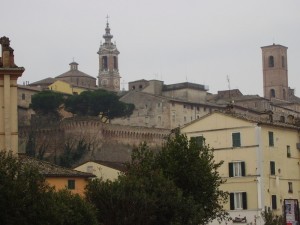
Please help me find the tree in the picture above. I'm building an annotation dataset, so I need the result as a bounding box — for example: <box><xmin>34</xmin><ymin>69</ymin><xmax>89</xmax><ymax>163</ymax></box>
<box><xmin>64</xmin><ymin>89</ymin><xmax>134</xmax><ymax>121</ymax></box>
<box><xmin>261</xmin><ymin>207</ymin><xmax>283</xmax><ymax>225</ymax></box>
<box><xmin>86</xmin><ymin>130</ymin><xmax>228</xmax><ymax>225</ymax></box>
<box><xmin>155</xmin><ymin>130</ymin><xmax>228</xmax><ymax>224</ymax></box>
<box><xmin>86</xmin><ymin>169</ymin><xmax>186</xmax><ymax>225</ymax></box>
<box><xmin>0</xmin><ymin>151</ymin><xmax>98</xmax><ymax>225</ymax></box>
<box><xmin>59</xmin><ymin>138</ymin><xmax>91</xmax><ymax>168</ymax></box>
<box><xmin>30</xmin><ymin>90</ymin><xmax>64</xmax><ymax>118</ymax></box>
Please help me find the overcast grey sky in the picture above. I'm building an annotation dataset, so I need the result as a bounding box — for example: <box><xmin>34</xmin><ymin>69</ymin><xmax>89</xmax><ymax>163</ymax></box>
<box><xmin>1</xmin><ymin>0</ymin><xmax>300</xmax><ymax>95</ymax></box>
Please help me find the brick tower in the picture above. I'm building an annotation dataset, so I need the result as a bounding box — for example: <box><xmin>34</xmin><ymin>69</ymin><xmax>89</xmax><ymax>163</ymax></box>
<box><xmin>97</xmin><ymin>19</ymin><xmax>121</xmax><ymax>91</ymax></box>
<box><xmin>0</xmin><ymin>37</ymin><xmax>25</xmax><ymax>154</ymax></box>
<box><xmin>261</xmin><ymin>44</ymin><xmax>288</xmax><ymax>101</ymax></box>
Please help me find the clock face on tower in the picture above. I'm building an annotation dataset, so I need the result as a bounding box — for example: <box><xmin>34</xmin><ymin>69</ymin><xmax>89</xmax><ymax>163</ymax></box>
<box><xmin>101</xmin><ymin>79</ymin><xmax>108</xmax><ymax>86</ymax></box>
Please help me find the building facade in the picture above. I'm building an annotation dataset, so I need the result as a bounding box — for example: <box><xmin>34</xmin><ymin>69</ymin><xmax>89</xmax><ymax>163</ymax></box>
<box><xmin>182</xmin><ymin>112</ymin><xmax>300</xmax><ymax>225</ymax></box>
<box><xmin>112</xmin><ymin>80</ymin><xmax>222</xmax><ymax>129</ymax></box>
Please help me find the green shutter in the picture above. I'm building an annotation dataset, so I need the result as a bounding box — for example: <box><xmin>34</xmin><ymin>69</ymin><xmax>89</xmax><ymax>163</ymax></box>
<box><xmin>229</xmin><ymin>163</ymin><xmax>233</xmax><ymax>177</ymax></box>
<box><xmin>230</xmin><ymin>193</ymin><xmax>235</xmax><ymax>210</ymax></box>
<box><xmin>270</xmin><ymin>161</ymin><xmax>275</xmax><ymax>175</ymax></box>
<box><xmin>272</xmin><ymin>195</ymin><xmax>277</xmax><ymax>209</ymax></box>
<box><xmin>242</xmin><ymin>192</ymin><xmax>247</xmax><ymax>209</ymax></box>
<box><xmin>232</xmin><ymin>133</ymin><xmax>241</xmax><ymax>147</ymax></box>
<box><xmin>269</xmin><ymin>131</ymin><xmax>274</xmax><ymax>146</ymax></box>
<box><xmin>241</xmin><ymin>162</ymin><xmax>245</xmax><ymax>176</ymax></box>
<box><xmin>191</xmin><ymin>136</ymin><xmax>204</xmax><ymax>148</ymax></box>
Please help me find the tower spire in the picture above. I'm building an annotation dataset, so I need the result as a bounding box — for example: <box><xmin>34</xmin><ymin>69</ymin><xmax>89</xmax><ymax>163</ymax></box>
<box><xmin>103</xmin><ymin>15</ymin><xmax>113</xmax><ymax>43</ymax></box>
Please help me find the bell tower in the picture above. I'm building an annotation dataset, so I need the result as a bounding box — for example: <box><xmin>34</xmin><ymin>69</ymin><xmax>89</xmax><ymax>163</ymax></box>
<box><xmin>97</xmin><ymin>18</ymin><xmax>120</xmax><ymax>91</ymax></box>
<box><xmin>261</xmin><ymin>44</ymin><xmax>288</xmax><ymax>101</ymax></box>
<box><xmin>0</xmin><ymin>37</ymin><xmax>25</xmax><ymax>154</ymax></box>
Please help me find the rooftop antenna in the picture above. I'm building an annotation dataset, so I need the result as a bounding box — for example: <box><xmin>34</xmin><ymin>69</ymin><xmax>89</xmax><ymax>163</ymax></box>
<box><xmin>227</xmin><ymin>75</ymin><xmax>232</xmax><ymax>102</ymax></box>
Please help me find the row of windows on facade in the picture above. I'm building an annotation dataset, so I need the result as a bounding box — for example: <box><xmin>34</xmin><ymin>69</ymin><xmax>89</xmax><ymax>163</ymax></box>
<box><xmin>191</xmin><ymin>131</ymin><xmax>290</xmax><ymax>152</ymax></box>
<box><xmin>268</xmin><ymin>55</ymin><xmax>285</xmax><ymax>68</ymax></box>
<box><xmin>230</xmin><ymin>192</ymin><xmax>280</xmax><ymax>210</ymax></box>
<box><xmin>101</xmin><ymin>56</ymin><xmax>118</xmax><ymax>70</ymax></box>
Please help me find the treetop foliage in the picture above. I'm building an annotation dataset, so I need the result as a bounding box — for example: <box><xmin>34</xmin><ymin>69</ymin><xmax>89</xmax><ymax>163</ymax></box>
<box><xmin>64</xmin><ymin>89</ymin><xmax>134</xmax><ymax>121</ymax></box>
<box><xmin>30</xmin><ymin>90</ymin><xmax>64</xmax><ymax>117</ymax></box>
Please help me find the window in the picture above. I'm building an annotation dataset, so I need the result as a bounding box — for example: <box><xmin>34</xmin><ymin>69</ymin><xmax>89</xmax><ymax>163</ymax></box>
<box><xmin>68</xmin><ymin>180</ymin><xmax>75</xmax><ymax>190</ymax></box>
<box><xmin>191</xmin><ymin>136</ymin><xmax>204</xmax><ymax>148</ymax></box>
<box><xmin>282</xmin><ymin>56</ymin><xmax>285</xmax><ymax>68</ymax></box>
<box><xmin>21</xmin><ymin>93</ymin><xmax>25</xmax><ymax>100</ymax></box>
<box><xmin>280</xmin><ymin>116</ymin><xmax>285</xmax><ymax>123</ymax></box>
<box><xmin>272</xmin><ymin>195</ymin><xmax>277</xmax><ymax>209</ymax></box>
<box><xmin>287</xmin><ymin>145</ymin><xmax>291</xmax><ymax>158</ymax></box>
<box><xmin>113</xmin><ymin>56</ymin><xmax>118</xmax><ymax>70</ymax></box>
<box><xmin>288</xmin><ymin>182</ymin><xmax>293</xmax><ymax>193</ymax></box>
<box><xmin>283</xmin><ymin>89</ymin><xmax>286</xmax><ymax>100</ymax></box>
<box><xmin>102</xmin><ymin>56</ymin><xmax>108</xmax><ymax>70</ymax></box>
<box><xmin>269</xmin><ymin>56</ymin><xmax>274</xmax><ymax>67</ymax></box>
<box><xmin>229</xmin><ymin>161</ymin><xmax>245</xmax><ymax>177</ymax></box>
<box><xmin>269</xmin><ymin>131</ymin><xmax>274</xmax><ymax>147</ymax></box>
<box><xmin>232</xmin><ymin>132</ymin><xmax>241</xmax><ymax>147</ymax></box>
<box><xmin>270</xmin><ymin>89</ymin><xmax>275</xmax><ymax>98</ymax></box>
<box><xmin>270</xmin><ymin>161</ymin><xmax>276</xmax><ymax>175</ymax></box>
<box><xmin>230</xmin><ymin>192</ymin><xmax>247</xmax><ymax>210</ymax></box>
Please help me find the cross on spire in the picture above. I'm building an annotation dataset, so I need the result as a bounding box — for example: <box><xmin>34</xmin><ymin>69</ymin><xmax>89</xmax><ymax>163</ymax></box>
<box><xmin>106</xmin><ymin>15</ymin><xmax>109</xmax><ymax>23</ymax></box>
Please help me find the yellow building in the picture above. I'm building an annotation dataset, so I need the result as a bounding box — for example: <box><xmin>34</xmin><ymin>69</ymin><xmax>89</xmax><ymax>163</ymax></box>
<box><xmin>20</xmin><ymin>155</ymin><xmax>95</xmax><ymax>196</ymax></box>
<box><xmin>74</xmin><ymin>161</ymin><xmax>125</xmax><ymax>181</ymax></box>
<box><xmin>48</xmin><ymin>80</ymin><xmax>87</xmax><ymax>95</ymax></box>
<box><xmin>182</xmin><ymin>111</ymin><xmax>300</xmax><ymax>225</ymax></box>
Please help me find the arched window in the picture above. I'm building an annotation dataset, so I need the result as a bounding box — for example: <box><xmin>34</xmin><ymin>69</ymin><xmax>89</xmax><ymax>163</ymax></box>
<box><xmin>113</xmin><ymin>56</ymin><xmax>118</xmax><ymax>70</ymax></box>
<box><xmin>270</xmin><ymin>89</ymin><xmax>275</xmax><ymax>98</ymax></box>
<box><xmin>102</xmin><ymin>56</ymin><xmax>108</xmax><ymax>70</ymax></box>
<box><xmin>282</xmin><ymin>56</ymin><xmax>285</xmax><ymax>68</ymax></box>
<box><xmin>269</xmin><ymin>56</ymin><xmax>274</xmax><ymax>67</ymax></box>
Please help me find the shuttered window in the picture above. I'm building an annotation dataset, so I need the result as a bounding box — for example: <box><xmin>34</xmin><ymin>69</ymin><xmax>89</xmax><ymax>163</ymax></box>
<box><xmin>229</xmin><ymin>162</ymin><xmax>245</xmax><ymax>177</ymax></box>
<box><xmin>232</xmin><ymin>132</ymin><xmax>241</xmax><ymax>147</ymax></box>
<box><xmin>230</xmin><ymin>192</ymin><xmax>247</xmax><ymax>210</ymax></box>
<box><xmin>269</xmin><ymin>131</ymin><xmax>274</xmax><ymax>147</ymax></box>
<box><xmin>270</xmin><ymin>161</ymin><xmax>275</xmax><ymax>175</ymax></box>
<box><xmin>191</xmin><ymin>136</ymin><xmax>204</xmax><ymax>148</ymax></box>
<box><xmin>272</xmin><ymin>195</ymin><xmax>277</xmax><ymax>209</ymax></box>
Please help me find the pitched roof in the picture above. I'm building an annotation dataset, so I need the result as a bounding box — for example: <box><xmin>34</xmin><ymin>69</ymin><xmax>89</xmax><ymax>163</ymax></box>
<box><xmin>182</xmin><ymin>111</ymin><xmax>300</xmax><ymax>130</ymax></box>
<box><xmin>28</xmin><ymin>77</ymin><xmax>57</xmax><ymax>86</ymax></box>
<box><xmin>75</xmin><ymin>160</ymin><xmax>127</xmax><ymax>172</ymax></box>
<box><xmin>19</xmin><ymin>154</ymin><xmax>95</xmax><ymax>178</ymax></box>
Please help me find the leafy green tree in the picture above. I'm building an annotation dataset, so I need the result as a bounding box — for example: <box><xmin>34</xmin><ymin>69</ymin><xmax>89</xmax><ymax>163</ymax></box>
<box><xmin>86</xmin><ymin>171</ymin><xmax>186</xmax><ymax>225</ymax></box>
<box><xmin>64</xmin><ymin>89</ymin><xmax>134</xmax><ymax>121</ymax></box>
<box><xmin>30</xmin><ymin>90</ymin><xmax>64</xmax><ymax>118</ymax></box>
<box><xmin>0</xmin><ymin>151</ymin><xmax>98</xmax><ymax>225</ymax></box>
<box><xmin>86</xmin><ymin>130</ymin><xmax>228</xmax><ymax>225</ymax></box>
<box><xmin>53</xmin><ymin>189</ymin><xmax>98</xmax><ymax>225</ymax></box>
<box><xmin>155</xmin><ymin>130</ymin><xmax>228</xmax><ymax>224</ymax></box>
